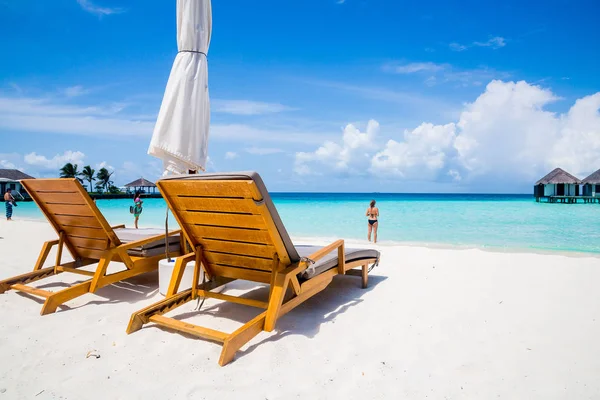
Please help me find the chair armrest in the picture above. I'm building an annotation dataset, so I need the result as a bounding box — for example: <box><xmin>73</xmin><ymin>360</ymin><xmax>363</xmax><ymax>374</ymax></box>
<box><xmin>280</xmin><ymin>240</ymin><xmax>346</xmax><ymax>277</ymax></box>
<box><xmin>111</xmin><ymin>224</ymin><xmax>126</xmax><ymax>229</ymax></box>
<box><xmin>306</xmin><ymin>239</ymin><xmax>344</xmax><ymax>263</ymax></box>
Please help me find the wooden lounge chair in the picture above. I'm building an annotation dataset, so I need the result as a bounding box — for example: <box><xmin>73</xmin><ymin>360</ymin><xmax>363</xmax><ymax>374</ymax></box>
<box><xmin>127</xmin><ymin>172</ymin><xmax>380</xmax><ymax>366</ymax></box>
<box><xmin>0</xmin><ymin>178</ymin><xmax>182</xmax><ymax>315</ymax></box>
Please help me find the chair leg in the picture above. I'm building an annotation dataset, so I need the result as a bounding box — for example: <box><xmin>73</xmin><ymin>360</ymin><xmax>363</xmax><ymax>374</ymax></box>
<box><xmin>89</xmin><ymin>256</ymin><xmax>112</xmax><ymax>293</ymax></box>
<box><xmin>219</xmin><ymin>313</ymin><xmax>266</xmax><ymax>366</ymax></box>
<box><xmin>362</xmin><ymin>264</ymin><xmax>368</xmax><ymax>289</ymax></box>
<box><xmin>34</xmin><ymin>240</ymin><xmax>59</xmax><ymax>271</ymax></box>
<box><xmin>166</xmin><ymin>253</ymin><xmax>195</xmax><ymax>297</ymax></box>
<box><xmin>41</xmin><ymin>281</ymin><xmax>92</xmax><ymax>315</ymax></box>
<box><xmin>264</xmin><ymin>274</ymin><xmax>288</xmax><ymax>332</ymax></box>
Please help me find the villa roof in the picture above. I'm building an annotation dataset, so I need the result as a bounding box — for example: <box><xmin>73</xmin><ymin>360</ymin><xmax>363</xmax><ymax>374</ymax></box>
<box><xmin>582</xmin><ymin>168</ymin><xmax>600</xmax><ymax>184</ymax></box>
<box><xmin>0</xmin><ymin>169</ymin><xmax>35</xmax><ymax>181</ymax></box>
<box><xmin>535</xmin><ymin>168</ymin><xmax>582</xmax><ymax>185</ymax></box>
<box><xmin>124</xmin><ymin>177</ymin><xmax>156</xmax><ymax>188</ymax></box>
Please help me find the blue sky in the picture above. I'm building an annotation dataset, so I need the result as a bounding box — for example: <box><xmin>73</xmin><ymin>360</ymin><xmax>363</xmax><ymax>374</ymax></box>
<box><xmin>1</xmin><ymin>0</ymin><xmax>599</xmax><ymax>193</ymax></box>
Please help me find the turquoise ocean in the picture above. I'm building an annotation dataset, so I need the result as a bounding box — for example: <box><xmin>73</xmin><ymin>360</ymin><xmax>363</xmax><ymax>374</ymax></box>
<box><xmin>10</xmin><ymin>193</ymin><xmax>600</xmax><ymax>255</ymax></box>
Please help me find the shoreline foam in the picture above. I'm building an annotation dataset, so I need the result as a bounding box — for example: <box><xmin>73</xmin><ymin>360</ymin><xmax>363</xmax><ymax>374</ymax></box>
<box><xmin>9</xmin><ymin>217</ymin><xmax>600</xmax><ymax>259</ymax></box>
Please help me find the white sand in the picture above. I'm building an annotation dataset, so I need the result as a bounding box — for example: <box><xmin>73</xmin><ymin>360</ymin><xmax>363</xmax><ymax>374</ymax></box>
<box><xmin>1</xmin><ymin>219</ymin><xmax>599</xmax><ymax>399</ymax></box>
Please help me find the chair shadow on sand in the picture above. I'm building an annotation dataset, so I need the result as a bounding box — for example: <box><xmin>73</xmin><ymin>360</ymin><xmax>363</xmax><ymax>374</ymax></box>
<box><xmin>15</xmin><ymin>268</ymin><xmax>161</xmax><ymax>312</ymax></box>
<box><xmin>147</xmin><ymin>272</ymin><xmax>387</xmax><ymax>362</ymax></box>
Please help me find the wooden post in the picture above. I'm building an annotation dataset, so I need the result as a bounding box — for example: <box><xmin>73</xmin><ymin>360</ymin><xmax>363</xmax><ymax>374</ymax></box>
<box><xmin>191</xmin><ymin>246</ymin><xmax>203</xmax><ymax>300</ymax></box>
<box><xmin>269</xmin><ymin>254</ymin><xmax>279</xmax><ymax>300</ymax></box>
<box><xmin>54</xmin><ymin>232</ymin><xmax>64</xmax><ymax>275</ymax></box>
<box><xmin>337</xmin><ymin>241</ymin><xmax>345</xmax><ymax>274</ymax></box>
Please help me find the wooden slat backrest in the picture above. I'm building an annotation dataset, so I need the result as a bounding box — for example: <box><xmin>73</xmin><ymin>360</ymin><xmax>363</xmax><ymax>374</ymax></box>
<box><xmin>21</xmin><ymin>179</ymin><xmax>120</xmax><ymax>260</ymax></box>
<box><xmin>158</xmin><ymin>179</ymin><xmax>292</xmax><ymax>281</ymax></box>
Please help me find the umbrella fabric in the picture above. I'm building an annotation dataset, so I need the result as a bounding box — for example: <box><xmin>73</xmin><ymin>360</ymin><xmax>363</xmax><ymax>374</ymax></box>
<box><xmin>148</xmin><ymin>0</ymin><xmax>212</xmax><ymax>174</ymax></box>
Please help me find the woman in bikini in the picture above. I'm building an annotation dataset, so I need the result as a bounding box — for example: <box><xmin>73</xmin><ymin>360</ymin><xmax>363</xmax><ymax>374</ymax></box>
<box><xmin>366</xmin><ymin>199</ymin><xmax>379</xmax><ymax>243</ymax></box>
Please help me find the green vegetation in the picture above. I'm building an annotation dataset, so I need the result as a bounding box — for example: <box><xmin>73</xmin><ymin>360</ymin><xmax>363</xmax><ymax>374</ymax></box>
<box><xmin>107</xmin><ymin>185</ymin><xmax>122</xmax><ymax>194</ymax></box>
<box><xmin>59</xmin><ymin>163</ymin><xmax>123</xmax><ymax>194</ymax></box>
<box><xmin>59</xmin><ymin>163</ymin><xmax>82</xmax><ymax>183</ymax></box>
<box><xmin>81</xmin><ymin>166</ymin><xmax>95</xmax><ymax>192</ymax></box>
<box><xmin>95</xmin><ymin>167</ymin><xmax>114</xmax><ymax>193</ymax></box>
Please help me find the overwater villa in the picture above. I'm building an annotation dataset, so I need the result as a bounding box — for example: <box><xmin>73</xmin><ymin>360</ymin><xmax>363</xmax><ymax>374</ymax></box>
<box><xmin>0</xmin><ymin>169</ymin><xmax>34</xmax><ymax>199</ymax></box>
<box><xmin>124</xmin><ymin>177</ymin><xmax>158</xmax><ymax>194</ymax></box>
<box><xmin>582</xmin><ymin>168</ymin><xmax>600</xmax><ymax>198</ymax></box>
<box><xmin>534</xmin><ymin>167</ymin><xmax>600</xmax><ymax>203</ymax></box>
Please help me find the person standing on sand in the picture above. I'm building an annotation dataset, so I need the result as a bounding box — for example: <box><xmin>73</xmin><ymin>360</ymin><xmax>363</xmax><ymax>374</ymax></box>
<box><xmin>4</xmin><ymin>189</ymin><xmax>15</xmax><ymax>221</ymax></box>
<box><xmin>366</xmin><ymin>199</ymin><xmax>379</xmax><ymax>243</ymax></box>
<box><xmin>133</xmin><ymin>191</ymin><xmax>143</xmax><ymax>229</ymax></box>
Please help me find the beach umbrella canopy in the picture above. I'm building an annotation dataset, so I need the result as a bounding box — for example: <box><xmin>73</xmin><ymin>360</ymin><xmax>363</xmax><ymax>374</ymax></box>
<box><xmin>148</xmin><ymin>0</ymin><xmax>212</xmax><ymax>175</ymax></box>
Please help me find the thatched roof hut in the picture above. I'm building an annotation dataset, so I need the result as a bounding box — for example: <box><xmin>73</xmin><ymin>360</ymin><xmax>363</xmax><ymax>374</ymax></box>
<box><xmin>582</xmin><ymin>168</ymin><xmax>600</xmax><ymax>184</ymax></box>
<box><xmin>535</xmin><ymin>168</ymin><xmax>581</xmax><ymax>185</ymax></box>
<box><xmin>534</xmin><ymin>168</ymin><xmax>582</xmax><ymax>200</ymax></box>
<box><xmin>0</xmin><ymin>169</ymin><xmax>35</xmax><ymax>198</ymax></box>
<box><xmin>124</xmin><ymin>177</ymin><xmax>157</xmax><ymax>193</ymax></box>
<box><xmin>125</xmin><ymin>177</ymin><xmax>156</xmax><ymax>188</ymax></box>
<box><xmin>582</xmin><ymin>168</ymin><xmax>600</xmax><ymax>197</ymax></box>
<box><xmin>0</xmin><ymin>169</ymin><xmax>35</xmax><ymax>181</ymax></box>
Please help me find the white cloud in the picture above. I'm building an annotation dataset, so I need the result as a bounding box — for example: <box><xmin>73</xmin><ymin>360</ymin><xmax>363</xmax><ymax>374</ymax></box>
<box><xmin>474</xmin><ymin>36</ymin><xmax>507</xmax><ymax>48</ymax></box>
<box><xmin>244</xmin><ymin>147</ymin><xmax>284</xmax><ymax>155</ymax></box>
<box><xmin>450</xmin><ymin>36</ymin><xmax>507</xmax><ymax>51</ymax></box>
<box><xmin>371</xmin><ymin>123</ymin><xmax>456</xmax><ymax>179</ymax></box>
<box><xmin>96</xmin><ymin>161</ymin><xmax>114</xmax><ymax>171</ymax></box>
<box><xmin>63</xmin><ymin>85</ymin><xmax>87</xmax><ymax>98</ymax></box>
<box><xmin>0</xmin><ymin>160</ymin><xmax>16</xmax><ymax>169</ymax></box>
<box><xmin>443</xmin><ymin>67</ymin><xmax>508</xmax><ymax>87</ymax></box>
<box><xmin>547</xmin><ymin>93</ymin><xmax>600</xmax><ymax>176</ymax></box>
<box><xmin>211</xmin><ymin>123</ymin><xmax>331</xmax><ymax>145</ymax></box>
<box><xmin>0</xmin><ymin>153</ymin><xmax>25</xmax><ymax>172</ymax></box>
<box><xmin>24</xmin><ymin>150</ymin><xmax>86</xmax><ymax>171</ymax></box>
<box><xmin>212</xmin><ymin>100</ymin><xmax>295</xmax><ymax>115</ymax></box>
<box><xmin>224</xmin><ymin>152</ymin><xmax>238</xmax><ymax>160</ymax></box>
<box><xmin>452</xmin><ymin>80</ymin><xmax>561</xmax><ymax>181</ymax></box>
<box><xmin>0</xmin><ymin>94</ymin><xmax>154</xmax><ymax>137</ymax></box>
<box><xmin>449</xmin><ymin>43</ymin><xmax>468</xmax><ymax>52</ymax></box>
<box><xmin>76</xmin><ymin>0</ymin><xmax>124</xmax><ymax>16</ymax></box>
<box><xmin>384</xmin><ymin>62</ymin><xmax>446</xmax><ymax>74</ymax></box>
<box><xmin>295</xmin><ymin>120</ymin><xmax>380</xmax><ymax>175</ymax></box>
<box><xmin>308</xmin><ymin>79</ymin><xmax>457</xmax><ymax>114</ymax></box>
<box><xmin>0</xmin><ymin>92</ymin><xmax>335</xmax><ymax>147</ymax></box>
<box><xmin>383</xmin><ymin>62</ymin><xmax>508</xmax><ymax>87</ymax></box>
<box><xmin>295</xmin><ymin>80</ymin><xmax>600</xmax><ymax>186</ymax></box>
<box><xmin>447</xmin><ymin>169</ymin><xmax>462</xmax><ymax>181</ymax></box>
<box><xmin>336</xmin><ymin>0</ymin><xmax>346</xmax><ymax>3</ymax></box>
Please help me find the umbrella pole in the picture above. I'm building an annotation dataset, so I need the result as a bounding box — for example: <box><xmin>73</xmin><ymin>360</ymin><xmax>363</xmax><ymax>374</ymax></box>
<box><xmin>164</xmin><ymin>208</ymin><xmax>172</xmax><ymax>263</ymax></box>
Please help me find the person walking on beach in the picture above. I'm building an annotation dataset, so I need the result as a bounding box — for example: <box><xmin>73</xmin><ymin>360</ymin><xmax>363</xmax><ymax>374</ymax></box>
<box><xmin>132</xmin><ymin>191</ymin><xmax>143</xmax><ymax>229</ymax></box>
<box><xmin>4</xmin><ymin>189</ymin><xmax>15</xmax><ymax>221</ymax></box>
<box><xmin>366</xmin><ymin>199</ymin><xmax>379</xmax><ymax>243</ymax></box>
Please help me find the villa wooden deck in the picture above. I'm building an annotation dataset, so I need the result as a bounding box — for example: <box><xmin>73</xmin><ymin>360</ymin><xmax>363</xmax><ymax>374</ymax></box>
<box><xmin>536</xmin><ymin>196</ymin><xmax>600</xmax><ymax>204</ymax></box>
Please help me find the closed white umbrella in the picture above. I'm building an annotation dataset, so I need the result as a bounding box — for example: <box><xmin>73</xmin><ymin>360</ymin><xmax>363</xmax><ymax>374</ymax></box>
<box><xmin>148</xmin><ymin>0</ymin><xmax>212</xmax><ymax>175</ymax></box>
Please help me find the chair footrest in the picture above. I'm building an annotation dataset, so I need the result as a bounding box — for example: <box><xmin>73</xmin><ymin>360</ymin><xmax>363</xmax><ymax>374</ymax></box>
<box><xmin>10</xmin><ymin>284</ymin><xmax>53</xmax><ymax>298</ymax></box>
<box><xmin>149</xmin><ymin>315</ymin><xmax>228</xmax><ymax>343</ymax></box>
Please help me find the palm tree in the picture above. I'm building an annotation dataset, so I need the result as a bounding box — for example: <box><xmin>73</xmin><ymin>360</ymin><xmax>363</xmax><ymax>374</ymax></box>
<box><xmin>81</xmin><ymin>165</ymin><xmax>96</xmax><ymax>192</ymax></box>
<box><xmin>94</xmin><ymin>181</ymin><xmax>105</xmax><ymax>193</ymax></box>
<box><xmin>59</xmin><ymin>163</ymin><xmax>82</xmax><ymax>183</ymax></box>
<box><xmin>95</xmin><ymin>167</ymin><xmax>114</xmax><ymax>193</ymax></box>
<box><xmin>108</xmin><ymin>184</ymin><xmax>121</xmax><ymax>194</ymax></box>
